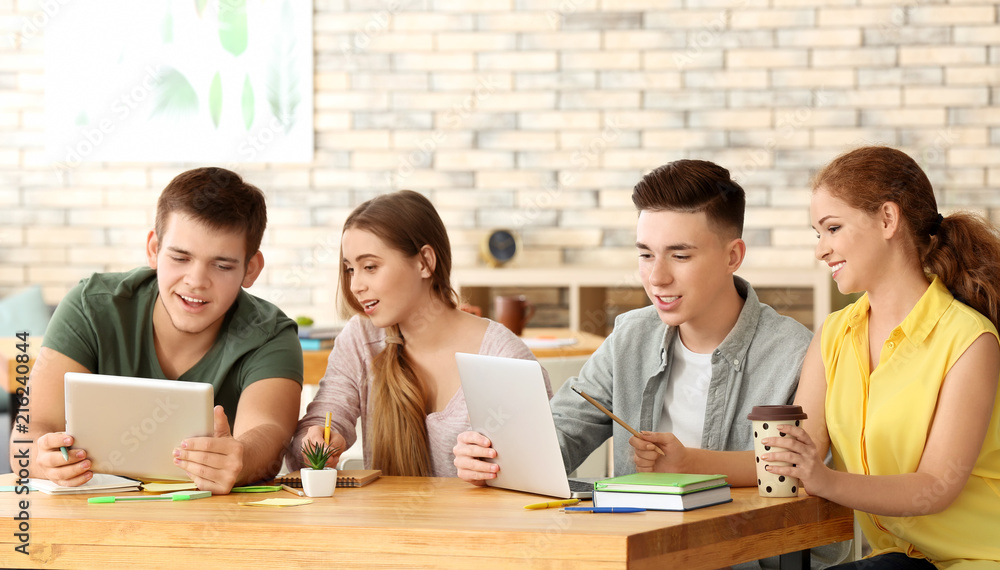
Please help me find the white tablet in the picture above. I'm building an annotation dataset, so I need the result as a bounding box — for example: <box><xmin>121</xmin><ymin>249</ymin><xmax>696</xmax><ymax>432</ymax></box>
<box><xmin>64</xmin><ymin>372</ymin><xmax>214</xmax><ymax>481</ymax></box>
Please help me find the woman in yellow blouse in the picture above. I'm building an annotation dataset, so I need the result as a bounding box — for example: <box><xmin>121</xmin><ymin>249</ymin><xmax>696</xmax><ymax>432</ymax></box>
<box><xmin>765</xmin><ymin>146</ymin><xmax>1000</xmax><ymax>569</ymax></box>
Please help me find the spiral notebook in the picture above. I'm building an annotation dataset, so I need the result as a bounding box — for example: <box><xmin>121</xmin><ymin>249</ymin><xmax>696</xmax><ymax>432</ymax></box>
<box><xmin>274</xmin><ymin>469</ymin><xmax>381</xmax><ymax>488</ymax></box>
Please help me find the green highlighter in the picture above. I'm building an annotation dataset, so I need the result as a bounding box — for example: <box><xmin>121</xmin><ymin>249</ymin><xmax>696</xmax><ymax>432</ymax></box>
<box><xmin>230</xmin><ymin>485</ymin><xmax>282</xmax><ymax>493</ymax></box>
<box><xmin>88</xmin><ymin>490</ymin><xmax>212</xmax><ymax>504</ymax></box>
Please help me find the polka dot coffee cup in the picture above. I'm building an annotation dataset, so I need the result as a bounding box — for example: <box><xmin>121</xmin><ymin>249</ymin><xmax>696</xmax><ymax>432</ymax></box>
<box><xmin>748</xmin><ymin>405</ymin><xmax>808</xmax><ymax>498</ymax></box>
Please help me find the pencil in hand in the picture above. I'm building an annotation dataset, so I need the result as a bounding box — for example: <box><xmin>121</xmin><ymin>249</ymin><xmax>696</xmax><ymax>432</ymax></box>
<box><xmin>324</xmin><ymin>411</ymin><xmax>332</xmax><ymax>447</ymax></box>
<box><xmin>571</xmin><ymin>387</ymin><xmax>666</xmax><ymax>456</ymax></box>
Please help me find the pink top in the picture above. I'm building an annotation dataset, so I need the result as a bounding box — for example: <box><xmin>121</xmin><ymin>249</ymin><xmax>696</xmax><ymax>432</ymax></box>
<box><xmin>289</xmin><ymin>315</ymin><xmax>551</xmax><ymax>477</ymax></box>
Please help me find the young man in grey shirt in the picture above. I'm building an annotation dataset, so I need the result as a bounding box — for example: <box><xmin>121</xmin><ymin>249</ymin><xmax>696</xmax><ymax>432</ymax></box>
<box><xmin>455</xmin><ymin>160</ymin><xmax>848</xmax><ymax>567</ymax></box>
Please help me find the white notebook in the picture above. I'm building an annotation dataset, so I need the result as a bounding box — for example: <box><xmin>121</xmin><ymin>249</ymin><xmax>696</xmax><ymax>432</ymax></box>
<box><xmin>28</xmin><ymin>473</ymin><xmax>141</xmax><ymax>495</ymax></box>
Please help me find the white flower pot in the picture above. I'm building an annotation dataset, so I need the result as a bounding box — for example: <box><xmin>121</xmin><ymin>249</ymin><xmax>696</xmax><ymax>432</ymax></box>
<box><xmin>301</xmin><ymin>467</ymin><xmax>337</xmax><ymax>497</ymax></box>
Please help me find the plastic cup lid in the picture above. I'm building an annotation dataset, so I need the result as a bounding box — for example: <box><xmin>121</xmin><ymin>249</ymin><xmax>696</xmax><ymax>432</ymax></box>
<box><xmin>747</xmin><ymin>405</ymin><xmax>808</xmax><ymax>421</ymax></box>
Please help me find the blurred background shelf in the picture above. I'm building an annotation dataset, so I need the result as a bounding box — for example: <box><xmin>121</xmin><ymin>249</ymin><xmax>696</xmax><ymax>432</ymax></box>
<box><xmin>452</xmin><ymin>267</ymin><xmax>832</xmax><ymax>336</ymax></box>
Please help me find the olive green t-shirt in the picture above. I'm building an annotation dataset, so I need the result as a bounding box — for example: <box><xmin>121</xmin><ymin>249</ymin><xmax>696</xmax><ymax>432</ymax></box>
<box><xmin>43</xmin><ymin>267</ymin><xmax>304</xmax><ymax>427</ymax></box>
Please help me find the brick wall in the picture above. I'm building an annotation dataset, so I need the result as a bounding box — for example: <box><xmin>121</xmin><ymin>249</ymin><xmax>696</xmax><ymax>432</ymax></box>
<box><xmin>2</xmin><ymin>0</ymin><xmax>998</xmax><ymax>324</ymax></box>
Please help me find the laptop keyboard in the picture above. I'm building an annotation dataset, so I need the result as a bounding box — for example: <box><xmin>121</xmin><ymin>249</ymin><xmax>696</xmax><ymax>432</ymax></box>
<box><xmin>569</xmin><ymin>479</ymin><xmax>594</xmax><ymax>493</ymax></box>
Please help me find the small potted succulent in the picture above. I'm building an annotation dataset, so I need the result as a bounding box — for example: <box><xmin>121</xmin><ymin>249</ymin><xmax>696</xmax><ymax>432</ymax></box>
<box><xmin>300</xmin><ymin>440</ymin><xmax>340</xmax><ymax>497</ymax></box>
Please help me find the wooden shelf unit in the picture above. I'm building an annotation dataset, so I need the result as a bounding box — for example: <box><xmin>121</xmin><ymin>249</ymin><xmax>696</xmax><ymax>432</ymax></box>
<box><xmin>452</xmin><ymin>267</ymin><xmax>832</xmax><ymax>334</ymax></box>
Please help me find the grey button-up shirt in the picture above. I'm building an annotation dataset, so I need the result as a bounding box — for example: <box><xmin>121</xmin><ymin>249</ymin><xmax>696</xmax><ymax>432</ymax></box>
<box><xmin>551</xmin><ymin>276</ymin><xmax>812</xmax><ymax>475</ymax></box>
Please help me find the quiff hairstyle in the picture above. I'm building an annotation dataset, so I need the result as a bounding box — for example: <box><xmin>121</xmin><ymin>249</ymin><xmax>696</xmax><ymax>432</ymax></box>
<box><xmin>154</xmin><ymin>167</ymin><xmax>267</xmax><ymax>264</ymax></box>
<box><xmin>631</xmin><ymin>159</ymin><xmax>746</xmax><ymax>240</ymax></box>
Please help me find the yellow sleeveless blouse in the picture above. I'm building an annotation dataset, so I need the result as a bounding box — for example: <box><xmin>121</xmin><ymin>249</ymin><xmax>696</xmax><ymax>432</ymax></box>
<box><xmin>822</xmin><ymin>277</ymin><xmax>1000</xmax><ymax>568</ymax></box>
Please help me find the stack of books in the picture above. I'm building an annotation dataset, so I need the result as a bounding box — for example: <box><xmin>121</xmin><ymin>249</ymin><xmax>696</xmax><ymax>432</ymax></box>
<box><xmin>299</xmin><ymin>324</ymin><xmax>345</xmax><ymax>351</ymax></box>
<box><xmin>591</xmin><ymin>473</ymin><xmax>732</xmax><ymax>511</ymax></box>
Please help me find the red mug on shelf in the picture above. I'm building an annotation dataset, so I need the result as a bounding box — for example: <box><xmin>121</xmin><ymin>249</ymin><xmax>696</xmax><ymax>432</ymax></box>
<box><xmin>494</xmin><ymin>295</ymin><xmax>535</xmax><ymax>336</ymax></box>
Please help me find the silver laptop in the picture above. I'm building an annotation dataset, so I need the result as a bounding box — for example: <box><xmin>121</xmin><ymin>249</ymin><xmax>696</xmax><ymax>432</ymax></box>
<box><xmin>64</xmin><ymin>372</ymin><xmax>214</xmax><ymax>481</ymax></box>
<box><xmin>456</xmin><ymin>353</ymin><xmax>592</xmax><ymax>499</ymax></box>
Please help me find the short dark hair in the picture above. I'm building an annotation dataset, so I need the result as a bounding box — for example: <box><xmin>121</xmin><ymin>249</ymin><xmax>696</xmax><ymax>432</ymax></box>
<box><xmin>631</xmin><ymin>159</ymin><xmax>745</xmax><ymax>240</ymax></box>
<box><xmin>155</xmin><ymin>167</ymin><xmax>267</xmax><ymax>263</ymax></box>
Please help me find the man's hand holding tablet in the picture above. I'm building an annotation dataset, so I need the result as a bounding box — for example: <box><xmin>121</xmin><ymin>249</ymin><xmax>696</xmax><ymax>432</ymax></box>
<box><xmin>33</xmin><ymin>432</ymin><xmax>92</xmax><ymax>487</ymax></box>
<box><xmin>172</xmin><ymin>406</ymin><xmax>244</xmax><ymax>494</ymax></box>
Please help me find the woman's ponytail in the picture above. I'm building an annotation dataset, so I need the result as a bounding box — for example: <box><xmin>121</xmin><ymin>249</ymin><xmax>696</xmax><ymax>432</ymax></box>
<box><xmin>369</xmin><ymin>324</ymin><xmax>432</xmax><ymax>476</ymax></box>
<box><xmin>923</xmin><ymin>212</ymin><xmax>1000</xmax><ymax>329</ymax></box>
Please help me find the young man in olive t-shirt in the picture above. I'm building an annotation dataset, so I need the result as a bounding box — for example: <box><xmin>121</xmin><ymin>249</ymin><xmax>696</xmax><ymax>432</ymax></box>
<box><xmin>10</xmin><ymin>167</ymin><xmax>303</xmax><ymax>494</ymax></box>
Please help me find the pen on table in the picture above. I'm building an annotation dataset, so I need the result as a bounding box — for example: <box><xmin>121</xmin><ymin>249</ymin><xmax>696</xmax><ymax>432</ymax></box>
<box><xmin>571</xmin><ymin>387</ymin><xmax>665</xmax><ymax>456</ymax></box>
<box><xmin>524</xmin><ymin>498</ymin><xmax>580</xmax><ymax>510</ymax></box>
<box><xmin>563</xmin><ymin>507</ymin><xmax>646</xmax><ymax>513</ymax></box>
<box><xmin>324</xmin><ymin>411</ymin><xmax>332</xmax><ymax>446</ymax></box>
<box><xmin>88</xmin><ymin>491</ymin><xmax>212</xmax><ymax>504</ymax></box>
<box><xmin>231</xmin><ymin>485</ymin><xmax>282</xmax><ymax>493</ymax></box>
<box><xmin>60</xmin><ymin>446</ymin><xmax>69</xmax><ymax>461</ymax></box>
<box><xmin>282</xmin><ymin>484</ymin><xmax>304</xmax><ymax>497</ymax></box>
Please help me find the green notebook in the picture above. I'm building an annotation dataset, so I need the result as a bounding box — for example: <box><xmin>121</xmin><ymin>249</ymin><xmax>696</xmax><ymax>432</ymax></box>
<box><xmin>594</xmin><ymin>473</ymin><xmax>728</xmax><ymax>494</ymax></box>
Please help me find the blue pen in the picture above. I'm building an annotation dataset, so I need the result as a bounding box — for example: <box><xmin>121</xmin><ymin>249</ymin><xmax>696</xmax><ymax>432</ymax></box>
<box><xmin>563</xmin><ymin>507</ymin><xmax>645</xmax><ymax>513</ymax></box>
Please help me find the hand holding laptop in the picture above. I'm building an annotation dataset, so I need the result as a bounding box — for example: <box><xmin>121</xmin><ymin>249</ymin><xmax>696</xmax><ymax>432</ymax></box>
<box><xmin>455</xmin><ymin>353</ymin><xmax>591</xmax><ymax>499</ymax></box>
<box><xmin>453</xmin><ymin>430</ymin><xmax>500</xmax><ymax>485</ymax></box>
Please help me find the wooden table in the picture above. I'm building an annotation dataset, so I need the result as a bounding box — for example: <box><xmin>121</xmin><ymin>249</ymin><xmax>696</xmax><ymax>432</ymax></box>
<box><xmin>302</xmin><ymin>327</ymin><xmax>605</xmax><ymax>384</ymax></box>
<box><xmin>1</xmin><ymin>475</ymin><xmax>852</xmax><ymax>568</ymax></box>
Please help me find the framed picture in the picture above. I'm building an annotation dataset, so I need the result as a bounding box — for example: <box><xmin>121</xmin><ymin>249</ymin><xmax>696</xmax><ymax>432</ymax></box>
<box><xmin>45</xmin><ymin>1</ymin><xmax>313</xmax><ymax>165</ymax></box>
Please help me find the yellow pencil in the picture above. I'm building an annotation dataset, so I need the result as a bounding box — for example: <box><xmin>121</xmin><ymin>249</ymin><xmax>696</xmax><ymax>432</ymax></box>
<box><xmin>572</xmin><ymin>387</ymin><xmax>666</xmax><ymax>456</ymax></box>
<box><xmin>323</xmin><ymin>412</ymin><xmax>331</xmax><ymax>447</ymax></box>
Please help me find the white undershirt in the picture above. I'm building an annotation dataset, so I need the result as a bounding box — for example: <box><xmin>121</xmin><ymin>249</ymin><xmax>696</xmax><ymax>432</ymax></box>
<box><xmin>657</xmin><ymin>336</ymin><xmax>713</xmax><ymax>448</ymax></box>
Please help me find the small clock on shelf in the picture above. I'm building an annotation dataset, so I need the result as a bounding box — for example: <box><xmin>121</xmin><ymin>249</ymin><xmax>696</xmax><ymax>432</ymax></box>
<box><xmin>481</xmin><ymin>228</ymin><xmax>520</xmax><ymax>268</ymax></box>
